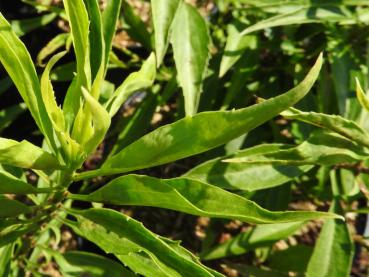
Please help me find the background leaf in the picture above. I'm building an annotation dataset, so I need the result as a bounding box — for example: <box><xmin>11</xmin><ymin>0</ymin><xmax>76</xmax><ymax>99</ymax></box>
<box><xmin>306</xmin><ymin>200</ymin><xmax>354</xmax><ymax>277</ymax></box>
<box><xmin>151</xmin><ymin>0</ymin><xmax>180</xmax><ymax>65</ymax></box>
<box><xmin>171</xmin><ymin>2</ymin><xmax>210</xmax><ymax>116</ymax></box>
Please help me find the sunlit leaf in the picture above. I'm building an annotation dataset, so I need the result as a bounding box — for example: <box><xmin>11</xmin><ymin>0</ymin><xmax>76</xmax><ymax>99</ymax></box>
<box><xmin>0</xmin><ymin>138</ymin><xmax>63</xmax><ymax>170</ymax></box>
<box><xmin>75</xmin><ymin>54</ymin><xmax>323</xmax><ymax>180</ymax></box>
<box><xmin>224</xmin><ymin>131</ymin><xmax>369</xmax><ymax>166</ymax></box>
<box><xmin>105</xmin><ymin>53</ymin><xmax>156</xmax><ymax>117</ymax></box>
<box><xmin>171</xmin><ymin>2</ymin><xmax>210</xmax><ymax>116</ymax></box>
<box><xmin>151</xmin><ymin>0</ymin><xmax>181</xmax><ymax>65</ymax></box>
<box><xmin>69</xmin><ymin>175</ymin><xmax>341</xmax><ymax>224</ymax></box>
<box><xmin>185</xmin><ymin>144</ymin><xmax>312</xmax><ymax>191</ymax></box>
<box><xmin>306</xmin><ymin>200</ymin><xmax>354</xmax><ymax>277</ymax></box>
<box><xmin>66</xmin><ymin>208</ymin><xmax>224</xmax><ymax>276</ymax></box>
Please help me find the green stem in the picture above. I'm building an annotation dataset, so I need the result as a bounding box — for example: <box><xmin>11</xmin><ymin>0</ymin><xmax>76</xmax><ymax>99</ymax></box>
<box><xmin>73</xmin><ymin>169</ymin><xmax>102</xmax><ymax>181</ymax></box>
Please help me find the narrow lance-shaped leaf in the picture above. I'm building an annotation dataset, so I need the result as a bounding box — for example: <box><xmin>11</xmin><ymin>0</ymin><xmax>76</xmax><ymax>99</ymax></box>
<box><xmin>0</xmin><ymin>222</ymin><xmax>38</xmax><ymax>247</ymax></box>
<box><xmin>0</xmin><ymin>13</ymin><xmax>57</xmax><ymax>152</ymax></box>
<box><xmin>75</xmin><ymin>54</ymin><xmax>323</xmax><ymax>180</ymax></box>
<box><xmin>102</xmin><ymin>0</ymin><xmax>122</xmax><ymax>72</ymax></box>
<box><xmin>80</xmin><ymin>87</ymin><xmax>111</xmax><ymax>155</ymax></box>
<box><xmin>0</xmin><ymin>243</ymin><xmax>12</xmax><ymax>276</ymax></box>
<box><xmin>11</xmin><ymin>13</ymin><xmax>57</xmax><ymax>37</ymax></box>
<box><xmin>222</xmin><ymin>6</ymin><xmax>357</xmax><ymax>73</ymax></box>
<box><xmin>0</xmin><ymin>170</ymin><xmax>54</xmax><ymax>194</ymax></box>
<box><xmin>0</xmin><ymin>138</ymin><xmax>63</xmax><ymax>170</ymax></box>
<box><xmin>201</xmin><ymin>222</ymin><xmax>303</xmax><ymax>260</ymax></box>
<box><xmin>115</xmin><ymin>252</ymin><xmax>169</xmax><ymax>276</ymax></box>
<box><xmin>105</xmin><ymin>53</ymin><xmax>156</xmax><ymax>117</ymax></box>
<box><xmin>171</xmin><ymin>2</ymin><xmax>210</xmax><ymax>116</ymax></box>
<box><xmin>121</xmin><ymin>0</ymin><xmax>152</xmax><ymax>50</ymax></box>
<box><xmin>49</xmin><ymin>250</ymin><xmax>135</xmax><ymax>277</ymax></box>
<box><xmin>281</xmin><ymin>106</ymin><xmax>369</xmax><ymax>148</ymax></box>
<box><xmin>224</xmin><ymin>131</ymin><xmax>369</xmax><ymax>166</ymax></box>
<box><xmin>151</xmin><ymin>0</ymin><xmax>181</xmax><ymax>66</ymax></box>
<box><xmin>66</xmin><ymin>208</ymin><xmax>224</xmax><ymax>277</ymax></box>
<box><xmin>41</xmin><ymin>52</ymin><xmax>82</xmax><ymax>164</ymax></box>
<box><xmin>356</xmin><ymin>78</ymin><xmax>369</xmax><ymax>112</ymax></box>
<box><xmin>69</xmin><ymin>174</ymin><xmax>342</xmax><ymax>224</ymax></box>
<box><xmin>41</xmin><ymin>52</ymin><xmax>67</xmax><ymax>131</ymax></box>
<box><xmin>306</xmin><ymin>200</ymin><xmax>354</xmax><ymax>277</ymax></box>
<box><xmin>0</xmin><ymin>196</ymin><xmax>31</xmax><ymax>218</ymax></box>
<box><xmin>219</xmin><ymin>23</ymin><xmax>257</xmax><ymax>77</ymax></box>
<box><xmin>62</xmin><ymin>0</ymin><xmax>91</xmax><ymax>128</ymax></box>
<box><xmin>37</xmin><ymin>33</ymin><xmax>70</xmax><ymax>66</ymax></box>
<box><xmin>185</xmin><ymin>144</ymin><xmax>312</xmax><ymax>191</ymax></box>
<box><xmin>237</xmin><ymin>0</ymin><xmax>369</xmax><ymax>8</ymax></box>
<box><xmin>62</xmin><ymin>0</ymin><xmax>90</xmax><ymax>86</ymax></box>
<box><xmin>239</xmin><ymin>7</ymin><xmax>353</xmax><ymax>37</ymax></box>
<box><xmin>85</xmin><ymin>0</ymin><xmax>105</xmax><ymax>82</ymax></box>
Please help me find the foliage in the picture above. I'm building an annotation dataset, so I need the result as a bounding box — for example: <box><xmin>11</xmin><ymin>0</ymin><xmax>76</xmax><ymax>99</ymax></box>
<box><xmin>0</xmin><ymin>0</ymin><xmax>369</xmax><ymax>276</ymax></box>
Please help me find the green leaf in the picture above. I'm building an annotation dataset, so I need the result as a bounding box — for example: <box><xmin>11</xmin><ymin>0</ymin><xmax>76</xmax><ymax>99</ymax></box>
<box><xmin>0</xmin><ymin>222</ymin><xmax>37</xmax><ymax>247</ymax></box>
<box><xmin>66</xmin><ymin>208</ymin><xmax>224</xmax><ymax>277</ymax></box>
<box><xmin>71</xmin><ymin>87</ymin><xmax>111</xmax><ymax>157</ymax></box>
<box><xmin>0</xmin><ymin>170</ymin><xmax>54</xmax><ymax>194</ymax></box>
<box><xmin>0</xmin><ymin>13</ymin><xmax>57</xmax><ymax>152</ymax></box>
<box><xmin>62</xmin><ymin>0</ymin><xmax>91</xmax><ymax>128</ymax></box>
<box><xmin>356</xmin><ymin>78</ymin><xmax>369</xmax><ymax>112</ymax></box>
<box><xmin>224</xmin><ymin>5</ymin><xmax>361</xmax><ymax>68</ymax></box>
<box><xmin>268</xmin><ymin>245</ymin><xmax>313</xmax><ymax>274</ymax></box>
<box><xmin>11</xmin><ymin>13</ymin><xmax>57</xmax><ymax>37</ymax></box>
<box><xmin>105</xmin><ymin>53</ymin><xmax>156</xmax><ymax>117</ymax></box>
<box><xmin>110</xmin><ymin>93</ymin><xmax>158</xmax><ymax>155</ymax></box>
<box><xmin>225</xmin><ymin>131</ymin><xmax>369</xmax><ymax>166</ymax></box>
<box><xmin>171</xmin><ymin>2</ymin><xmax>210</xmax><ymax>116</ymax></box>
<box><xmin>102</xmin><ymin>0</ymin><xmax>122</xmax><ymax>71</ymax></box>
<box><xmin>76</xmin><ymin>54</ymin><xmax>323</xmax><ymax>180</ymax></box>
<box><xmin>37</xmin><ymin>33</ymin><xmax>70</xmax><ymax>66</ymax></box>
<box><xmin>41</xmin><ymin>52</ymin><xmax>83</xmax><ymax>164</ymax></box>
<box><xmin>41</xmin><ymin>52</ymin><xmax>67</xmax><ymax>131</ymax></box>
<box><xmin>151</xmin><ymin>0</ymin><xmax>181</xmax><ymax>65</ymax></box>
<box><xmin>201</xmin><ymin>222</ymin><xmax>303</xmax><ymax>260</ymax></box>
<box><xmin>80</xmin><ymin>88</ymin><xmax>111</xmax><ymax>155</ymax></box>
<box><xmin>306</xmin><ymin>200</ymin><xmax>354</xmax><ymax>277</ymax></box>
<box><xmin>240</xmin><ymin>7</ymin><xmax>353</xmax><ymax>37</ymax></box>
<box><xmin>51</xmin><ymin>62</ymin><xmax>76</xmax><ymax>82</ymax></box>
<box><xmin>268</xmin><ymin>244</ymin><xmax>313</xmax><ymax>273</ymax></box>
<box><xmin>0</xmin><ymin>138</ymin><xmax>63</xmax><ymax>170</ymax></box>
<box><xmin>52</xmin><ymin>250</ymin><xmax>135</xmax><ymax>277</ymax></box>
<box><xmin>62</xmin><ymin>0</ymin><xmax>90</xmax><ymax>86</ymax></box>
<box><xmin>0</xmin><ymin>196</ymin><xmax>31</xmax><ymax>218</ymax></box>
<box><xmin>219</xmin><ymin>23</ymin><xmax>257</xmax><ymax>77</ymax></box>
<box><xmin>69</xmin><ymin>175</ymin><xmax>341</xmax><ymax>224</ymax></box>
<box><xmin>185</xmin><ymin>144</ymin><xmax>312</xmax><ymax>191</ymax></box>
<box><xmin>0</xmin><ymin>218</ymin><xmax>19</xmax><ymax>231</ymax></box>
<box><xmin>238</xmin><ymin>0</ymin><xmax>369</xmax><ymax>9</ymax></box>
<box><xmin>115</xmin><ymin>252</ymin><xmax>170</xmax><ymax>277</ymax></box>
<box><xmin>121</xmin><ymin>0</ymin><xmax>152</xmax><ymax>50</ymax></box>
<box><xmin>0</xmin><ymin>243</ymin><xmax>12</xmax><ymax>276</ymax></box>
<box><xmin>85</xmin><ymin>0</ymin><xmax>104</xmax><ymax>82</ymax></box>
<box><xmin>281</xmin><ymin>106</ymin><xmax>369</xmax><ymax>148</ymax></box>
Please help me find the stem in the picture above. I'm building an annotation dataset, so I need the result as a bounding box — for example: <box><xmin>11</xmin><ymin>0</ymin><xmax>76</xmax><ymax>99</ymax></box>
<box><xmin>66</xmin><ymin>193</ymin><xmax>88</xmax><ymax>201</ymax></box>
<box><xmin>73</xmin><ymin>169</ymin><xmax>102</xmax><ymax>181</ymax></box>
